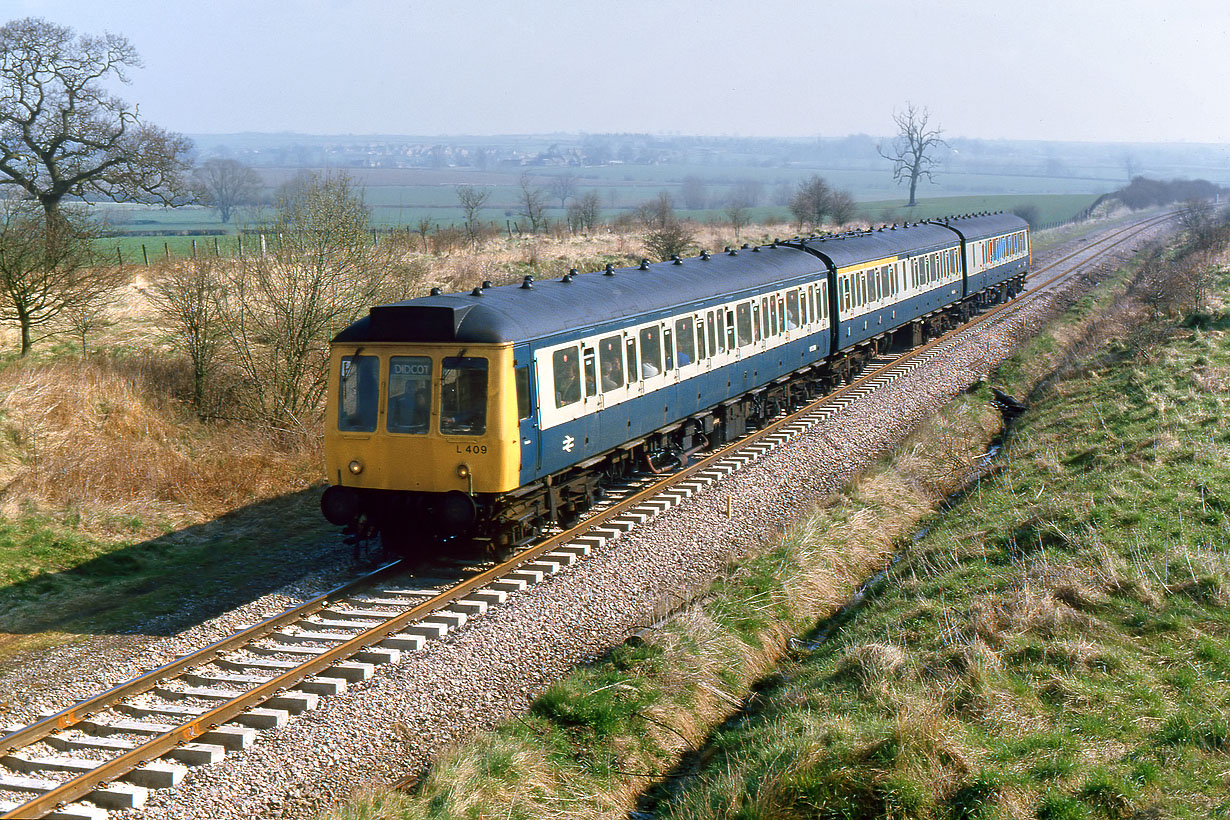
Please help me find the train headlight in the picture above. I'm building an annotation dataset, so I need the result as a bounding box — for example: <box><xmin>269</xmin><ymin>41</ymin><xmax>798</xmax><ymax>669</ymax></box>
<box><xmin>348</xmin><ymin>459</ymin><xmax>364</xmax><ymax>475</ymax></box>
<box><xmin>456</xmin><ymin>464</ymin><xmax>470</xmax><ymax>479</ymax></box>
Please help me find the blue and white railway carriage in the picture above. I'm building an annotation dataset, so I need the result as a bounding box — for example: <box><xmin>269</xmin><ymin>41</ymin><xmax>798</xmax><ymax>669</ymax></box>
<box><xmin>530</xmin><ymin>246</ymin><xmax>834</xmax><ymax>481</ymax></box>
<box><xmin>936</xmin><ymin>212</ymin><xmax>1031</xmax><ymax>301</ymax></box>
<box><xmin>791</xmin><ymin>224</ymin><xmax>964</xmax><ymax>353</ymax></box>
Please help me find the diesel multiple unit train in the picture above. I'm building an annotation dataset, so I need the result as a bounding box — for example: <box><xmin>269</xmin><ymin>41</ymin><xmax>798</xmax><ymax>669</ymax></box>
<box><xmin>322</xmin><ymin>212</ymin><xmax>1030</xmax><ymax>556</ymax></box>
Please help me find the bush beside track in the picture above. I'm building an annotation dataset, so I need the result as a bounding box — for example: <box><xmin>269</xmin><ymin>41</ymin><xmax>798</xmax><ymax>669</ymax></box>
<box><xmin>323</xmin><ymin>223</ymin><xmax>1230</xmax><ymax>818</ymax></box>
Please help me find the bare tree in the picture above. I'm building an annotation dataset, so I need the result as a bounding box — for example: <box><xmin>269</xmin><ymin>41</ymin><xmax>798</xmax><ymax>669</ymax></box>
<box><xmin>221</xmin><ymin>173</ymin><xmax>392</xmax><ymax>429</ymax></box>
<box><xmin>567</xmin><ymin>190</ymin><xmax>602</xmax><ymax>234</ymax></box>
<box><xmin>878</xmin><ymin>103</ymin><xmax>946</xmax><ymax>207</ymax></box>
<box><xmin>455</xmin><ymin>184</ymin><xmax>490</xmax><ymax>244</ymax></box>
<box><xmin>193</xmin><ymin>159</ymin><xmax>262</xmax><ymax>224</ymax></box>
<box><xmin>147</xmin><ymin>257</ymin><xmax>227</xmax><ymax>415</ymax></box>
<box><xmin>547</xmin><ymin>172</ymin><xmax>578</xmax><ymax>210</ymax></box>
<box><xmin>827</xmin><ymin>190</ymin><xmax>858</xmax><ymax>226</ymax></box>
<box><xmin>0</xmin><ymin>18</ymin><xmax>193</xmax><ymax>224</ymax></box>
<box><xmin>789</xmin><ymin>176</ymin><xmax>832</xmax><ymax>230</ymax></box>
<box><xmin>0</xmin><ymin>198</ymin><xmax>119</xmax><ymax>354</ymax></box>
<box><xmin>726</xmin><ymin>203</ymin><xmax>749</xmax><ymax>237</ymax></box>
<box><xmin>680</xmin><ymin>175</ymin><xmax>708</xmax><ymax>211</ymax></box>
<box><xmin>517</xmin><ymin>173</ymin><xmax>547</xmax><ymax>233</ymax></box>
<box><xmin>637</xmin><ymin>192</ymin><xmax>694</xmax><ymax>261</ymax></box>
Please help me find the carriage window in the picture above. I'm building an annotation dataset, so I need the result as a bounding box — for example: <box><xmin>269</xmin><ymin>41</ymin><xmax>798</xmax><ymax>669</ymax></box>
<box><xmin>753</xmin><ymin>301</ymin><xmax>763</xmax><ymax>343</ymax></box>
<box><xmin>663</xmin><ymin>328</ymin><xmax>675</xmax><ymax>370</ymax></box>
<box><xmin>440</xmin><ymin>356</ymin><xmax>487</xmax><ymax>436</ymax></box>
<box><xmin>639</xmin><ymin>326</ymin><xmax>662</xmax><ymax>377</ymax></box>
<box><xmin>599</xmin><ymin>335</ymin><xmax>624</xmax><ymax>393</ymax></box>
<box><xmin>626</xmin><ymin>338</ymin><xmax>638</xmax><ymax>382</ymax></box>
<box><xmin>515</xmin><ymin>365</ymin><xmax>531</xmax><ymax>420</ymax></box>
<box><xmin>387</xmin><ymin>356</ymin><xmax>433</xmax><ymax>434</ymax></box>
<box><xmin>338</xmin><ymin>355</ymin><xmax>379</xmax><ymax>433</ymax></box>
<box><xmin>707</xmin><ymin>311</ymin><xmax>717</xmax><ymax>355</ymax></box>
<box><xmin>552</xmin><ymin>347</ymin><xmax>581</xmax><ymax>408</ymax></box>
<box><xmin>785</xmin><ymin>291</ymin><xmax>800</xmax><ymax>330</ymax></box>
<box><xmin>735</xmin><ymin>302</ymin><xmax>753</xmax><ymax>346</ymax></box>
<box><xmin>769</xmin><ymin>298</ymin><xmax>779</xmax><ymax>336</ymax></box>
<box><xmin>675</xmin><ymin>317</ymin><xmax>696</xmax><ymax>365</ymax></box>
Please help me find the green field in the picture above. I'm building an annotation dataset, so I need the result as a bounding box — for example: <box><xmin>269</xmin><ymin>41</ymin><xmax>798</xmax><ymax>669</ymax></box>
<box><xmin>94</xmin><ymin>186</ymin><xmax>1104</xmax><ymax>265</ymax></box>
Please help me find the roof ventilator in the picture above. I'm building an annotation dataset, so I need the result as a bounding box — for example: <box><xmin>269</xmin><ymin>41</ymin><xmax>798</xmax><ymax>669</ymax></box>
<box><xmin>700</xmin><ymin>250</ymin><xmax>710</xmax><ymax>260</ymax></box>
<box><xmin>430</xmin><ymin>287</ymin><xmax>442</xmax><ymax>295</ymax></box>
<box><xmin>671</xmin><ymin>255</ymin><xmax>682</xmax><ymax>265</ymax></box>
<box><xmin>471</xmin><ymin>286</ymin><xmax>483</xmax><ymax>296</ymax></box>
<box><xmin>639</xmin><ymin>259</ymin><xmax>650</xmax><ymax>270</ymax></box>
<box><xmin>604</xmin><ymin>263</ymin><xmax>615</xmax><ymax>276</ymax></box>
<box><xmin>521</xmin><ymin>275</ymin><xmax>534</xmax><ymax>289</ymax></box>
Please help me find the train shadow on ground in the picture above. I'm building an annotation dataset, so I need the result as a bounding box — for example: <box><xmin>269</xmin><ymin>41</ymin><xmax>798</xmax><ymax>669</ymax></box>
<box><xmin>0</xmin><ymin>485</ymin><xmax>372</xmax><ymax>644</ymax></box>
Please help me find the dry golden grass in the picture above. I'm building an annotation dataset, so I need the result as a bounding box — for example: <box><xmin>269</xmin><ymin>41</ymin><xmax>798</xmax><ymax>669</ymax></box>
<box><xmin>0</xmin><ymin>354</ymin><xmax>321</xmax><ymax>534</ymax></box>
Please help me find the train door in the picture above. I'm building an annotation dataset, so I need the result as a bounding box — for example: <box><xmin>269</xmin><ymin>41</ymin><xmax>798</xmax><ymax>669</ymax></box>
<box><xmin>514</xmin><ymin>345</ymin><xmax>539</xmax><ymax>480</ymax></box>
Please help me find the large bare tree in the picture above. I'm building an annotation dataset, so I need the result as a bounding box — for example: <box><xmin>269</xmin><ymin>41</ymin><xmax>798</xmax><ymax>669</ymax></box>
<box><xmin>0</xmin><ymin>17</ymin><xmax>194</xmax><ymax>223</ymax></box>
<box><xmin>193</xmin><ymin>159</ymin><xmax>262</xmax><ymax>224</ymax></box>
<box><xmin>878</xmin><ymin>103</ymin><xmax>946</xmax><ymax>207</ymax></box>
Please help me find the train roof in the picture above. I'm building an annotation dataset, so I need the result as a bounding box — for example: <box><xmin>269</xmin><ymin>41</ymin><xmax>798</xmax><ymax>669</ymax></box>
<box><xmin>333</xmin><ymin>244</ymin><xmax>823</xmax><ymax>346</ymax></box>
<box><xmin>784</xmin><ymin>221</ymin><xmax>958</xmax><ymax>267</ymax></box>
<box><xmin>928</xmin><ymin>211</ymin><xmax>1030</xmax><ymax>241</ymax></box>
<box><xmin>332</xmin><ymin>212</ymin><xmax>1031</xmax><ymax>347</ymax></box>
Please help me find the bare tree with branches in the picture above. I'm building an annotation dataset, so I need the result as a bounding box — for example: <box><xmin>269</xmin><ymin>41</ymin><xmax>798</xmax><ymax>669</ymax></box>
<box><xmin>193</xmin><ymin>159</ymin><xmax>262</xmax><ymax>224</ymax></box>
<box><xmin>221</xmin><ymin>173</ymin><xmax>393</xmax><ymax>430</ymax></box>
<box><xmin>0</xmin><ymin>17</ymin><xmax>193</xmax><ymax>224</ymax></box>
<box><xmin>878</xmin><ymin>103</ymin><xmax>946</xmax><ymax>207</ymax></box>
<box><xmin>147</xmin><ymin>256</ymin><xmax>227</xmax><ymax>416</ymax></box>
<box><xmin>455</xmin><ymin>184</ymin><xmax>490</xmax><ymax>244</ymax></box>
<box><xmin>547</xmin><ymin>172</ymin><xmax>578</xmax><ymax>210</ymax></box>
<box><xmin>517</xmin><ymin>173</ymin><xmax>547</xmax><ymax>233</ymax></box>
<box><xmin>0</xmin><ymin>198</ymin><xmax>119</xmax><ymax>355</ymax></box>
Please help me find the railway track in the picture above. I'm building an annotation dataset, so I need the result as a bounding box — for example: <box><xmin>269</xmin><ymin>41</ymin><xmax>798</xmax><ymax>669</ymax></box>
<box><xmin>0</xmin><ymin>210</ymin><xmax>1176</xmax><ymax>820</ymax></box>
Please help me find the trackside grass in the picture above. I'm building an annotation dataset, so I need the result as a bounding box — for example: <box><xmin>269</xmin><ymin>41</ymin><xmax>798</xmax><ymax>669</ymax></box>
<box><xmin>322</xmin><ymin>231</ymin><xmax>1230</xmax><ymax>819</ymax></box>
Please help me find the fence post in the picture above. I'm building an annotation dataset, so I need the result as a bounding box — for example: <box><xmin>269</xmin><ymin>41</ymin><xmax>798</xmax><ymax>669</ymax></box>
<box><xmin>116</xmin><ymin>246</ymin><xmax>123</xmax><ymax>268</ymax></box>
<box><xmin>214</xmin><ymin>237</ymin><xmax>220</xmax><ymax>256</ymax></box>
<box><xmin>142</xmin><ymin>244</ymin><xmax>149</xmax><ymax>266</ymax></box>
<box><xmin>191</xmin><ymin>239</ymin><xmax>197</xmax><ymax>259</ymax></box>
<box><xmin>164</xmin><ymin>241</ymin><xmax>170</xmax><ymax>260</ymax></box>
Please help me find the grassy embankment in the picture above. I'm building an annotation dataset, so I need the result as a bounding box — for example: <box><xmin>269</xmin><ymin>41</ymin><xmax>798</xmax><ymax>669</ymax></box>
<box><xmin>324</xmin><ymin>229</ymin><xmax>1229</xmax><ymax>818</ymax></box>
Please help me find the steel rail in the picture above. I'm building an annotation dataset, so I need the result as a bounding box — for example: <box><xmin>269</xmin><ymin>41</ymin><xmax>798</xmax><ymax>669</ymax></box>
<box><xmin>2</xmin><ymin>211</ymin><xmax>1172</xmax><ymax>819</ymax></box>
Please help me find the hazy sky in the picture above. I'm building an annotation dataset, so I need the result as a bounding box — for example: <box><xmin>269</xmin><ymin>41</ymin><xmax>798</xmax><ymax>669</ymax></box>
<box><xmin>5</xmin><ymin>0</ymin><xmax>1229</xmax><ymax>143</ymax></box>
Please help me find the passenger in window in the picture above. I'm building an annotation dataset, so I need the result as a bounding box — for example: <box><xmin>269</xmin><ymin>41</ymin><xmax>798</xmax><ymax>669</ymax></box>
<box><xmin>641</xmin><ymin>359</ymin><xmax>660</xmax><ymax>378</ymax></box>
<box><xmin>602</xmin><ymin>356</ymin><xmax>623</xmax><ymax>390</ymax></box>
<box><xmin>676</xmin><ymin>348</ymin><xmax>690</xmax><ymax>366</ymax></box>
<box><xmin>555</xmin><ymin>366</ymin><xmax>579</xmax><ymax>407</ymax></box>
